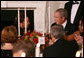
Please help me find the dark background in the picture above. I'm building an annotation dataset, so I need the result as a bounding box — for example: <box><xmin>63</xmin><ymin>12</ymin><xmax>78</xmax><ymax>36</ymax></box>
<box><xmin>1</xmin><ymin>10</ymin><xmax>34</xmax><ymax>32</ymax></box>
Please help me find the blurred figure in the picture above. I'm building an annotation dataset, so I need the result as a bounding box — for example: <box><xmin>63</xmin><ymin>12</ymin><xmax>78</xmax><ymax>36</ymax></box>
<box><xmin>75</xmin><ymin>19</ymin><xmax>83</xmax><ymax>57</ymax></box>
<box><xmin>1</xmin><ymin>25</ymin><xmax>18</xmax><ymax>57</ymax></box>
<box><xmin>14</xmin><ymin>13</ymin><xmax>30</xmax><ymax>36</ymax></box>
<box><xmin>13</xmin><ymin>40</ymin><xmax>35</xmax><ymax>57</ymax></box>
<box><xmin>75</xmin><ymin>19</ymin><xmax>83</xmax><ymax>47</ymax></box>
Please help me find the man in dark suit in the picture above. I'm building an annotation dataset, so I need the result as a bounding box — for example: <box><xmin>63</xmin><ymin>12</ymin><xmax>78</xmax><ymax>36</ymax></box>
<box><xmin>43</xmin><ymin>24</ymin><xmax>79</xmax><ymax>57</ymax></box>
<box><xmin>51</xmin><ymin>8</ymin><xmax>80</xmax><ymax>41</ymax></box>
<box><xmin>64</xmin><ymin>1</ymin><xmax>83</xmax><ymax>31</ymax></box>
<box><xmin>52</xmin><ymin>8</ymin><xmax>76</xmax><ymax>35</ymax></box>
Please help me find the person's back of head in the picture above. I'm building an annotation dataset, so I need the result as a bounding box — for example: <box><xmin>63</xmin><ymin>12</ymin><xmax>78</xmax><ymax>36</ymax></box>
<box><xmin>51</xmin><ymin>24</ymin><xmax>65</xmax><ymax>40</ymax></box>
<box><xmin>1</xmin><ymin>25</ymin><xmax>18</xmax><ymax>43</ymax></box>
<box><xmin>13</xmin><ymin>40</ymin><xmax>35</xmax><ymax>57</ymax></box>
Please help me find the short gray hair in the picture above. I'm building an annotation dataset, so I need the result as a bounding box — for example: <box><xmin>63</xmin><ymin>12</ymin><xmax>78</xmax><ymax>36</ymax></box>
<box><xmin>55</xmin><ymin>8</ymin><xmax>67</xmax><ymax>19</ymax></box>
<box><xmin>51</xmin><ymin>24</ymin><xmax>65</xmax><ymax>39</ymax></box>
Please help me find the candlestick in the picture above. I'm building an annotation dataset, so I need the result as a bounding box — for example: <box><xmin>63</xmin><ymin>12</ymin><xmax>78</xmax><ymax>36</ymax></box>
<box><xmin>24</xmin><ymin>6</ymin><xmax>27</xmax><ymax>34</ymax></box>
<box><xmin>49</xmin><ymin>1</ymin><xmax>50</xmax><ymax>34</ymax></box>
<box><xmin>35</xmin><ymin>43</ymin><xmax>40</xmax><ymax>57</ymax></box>
<box><xmin>18</xmin><ymin>8</ymin><xmax>20</xmax><ymax>37</ymax></box>
<box><xmin>21</xmin><ymin>52</ymin><xmax>26</xmax><ymax>57</ymax></box>
<box><xmin>43</xmin><ymin>15</ymin><xmax>45</xmax><ymax>36</ymax></box>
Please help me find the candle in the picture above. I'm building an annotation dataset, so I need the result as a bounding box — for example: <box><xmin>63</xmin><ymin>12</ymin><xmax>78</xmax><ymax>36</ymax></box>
<box><xmin>21</xmin><ymin>52</ymin><xmax>26</xmax><ymax>57</ymax></box>
<box><xmin>75</xmin><ymin>50</ymin><xmax>81</xmax><ymax>57</ymax></box>
<box><xmin>43</xmin><ymin>14</ymin><xmax>44</xmax><ymax>36</ymax></box>
<box><xmin>49</xmin><ymin>1</ymin><xmax>50</xmax><ymax>34</ymax></box>
<box><xmin>18</xmin><ymin>8</ymin><xmax>20</xmax><ymax>37</ymax></box>
<box><xmin>24</xmin><ymin>6</ymin><xmax>27</xmax><ymax>34</ymax></box>
<box><xmin>35</xmin><ymin>43</ymin><xmax>40</xmax><ymax>57</ymax></box>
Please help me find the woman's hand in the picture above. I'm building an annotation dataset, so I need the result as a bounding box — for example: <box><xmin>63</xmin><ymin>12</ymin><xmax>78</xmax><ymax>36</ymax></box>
<box><xmin>75</xmin><ymin>35</ymin><xmax>83</xmax><ymax>45</ymax></box>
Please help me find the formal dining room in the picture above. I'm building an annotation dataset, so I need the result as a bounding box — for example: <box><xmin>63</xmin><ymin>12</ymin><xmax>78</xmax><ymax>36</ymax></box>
<box><xmin>1</xmin><ymin>1</ymin><xmax>83</xmax><ymax>57</ymax></box>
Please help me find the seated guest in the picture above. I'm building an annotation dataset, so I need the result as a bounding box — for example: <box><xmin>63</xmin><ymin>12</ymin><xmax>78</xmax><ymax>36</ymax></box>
<box><xmin>1</xmin><ymin>26</ymin><xmax>18</xmax><ymax>57</ymax></box>
<box><xmin>14</xmin><ymin>13</ymin><xmax>30</xmax><ymax>36</ymax></box>
<box><xmin>43</xmin><ymin>24</ymin><xmax>78</xmax><ymax>57</ymax></box>
<box><xmin>13</xmin><ymin>40</ymin><xmax>35</xmax><ymax>57</ymax></box>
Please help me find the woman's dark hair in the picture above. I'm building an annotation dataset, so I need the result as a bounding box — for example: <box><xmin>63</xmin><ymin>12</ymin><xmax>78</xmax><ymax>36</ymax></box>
<box><xmin>14</xmin><ymin>13</ymin><xmax>29</xmax><ymax>24</ymax></box>
<box><xmin>1</xmin><ymin>26</ymin><xmax>18</xmax><ymax>43</ymax></box>
<box><xmin>13</xmin><ymin>40</ymin><xmax>35</xmax><ymax>57</ymax></box>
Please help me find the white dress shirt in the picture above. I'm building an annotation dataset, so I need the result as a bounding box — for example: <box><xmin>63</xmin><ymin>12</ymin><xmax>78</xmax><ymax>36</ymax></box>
<box><xmin>62</xmin><ymin>20</ymin><xmax>67</xmax><ymax>29</ymax></box>
<box><xmin>71</xmin><ymin>1</ymin><xmax>81</xmax><ymax>24</ymax></box>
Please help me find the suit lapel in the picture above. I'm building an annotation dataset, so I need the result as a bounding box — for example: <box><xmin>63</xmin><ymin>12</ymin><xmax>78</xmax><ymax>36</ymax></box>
<box><xmin>64</xmin><ymin>23</ymin><xmax>72</xmax><ymax>35</ymax></box>
<box><xmin>69</xmin><ymin>2</ymin><xmax>73</xmax><ymax>20</ymax></box>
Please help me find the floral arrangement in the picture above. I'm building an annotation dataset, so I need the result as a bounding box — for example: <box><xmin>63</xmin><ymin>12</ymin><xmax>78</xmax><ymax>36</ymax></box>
<box><xmin>20</xmin><ymin>30</ymin><xmax>42</xmax><ymax>44</ymax></box>
<box><xmin>19</xmin><ymin>30</ymin><xmax>50</xmax><ymax>52</ymax></box>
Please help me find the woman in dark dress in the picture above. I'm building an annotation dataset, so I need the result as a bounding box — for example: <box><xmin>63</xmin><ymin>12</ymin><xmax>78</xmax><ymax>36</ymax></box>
<box><xmin>1</xmin><ymin>26</ymin><xmax>18</xmax><ymax>57</ymax></box>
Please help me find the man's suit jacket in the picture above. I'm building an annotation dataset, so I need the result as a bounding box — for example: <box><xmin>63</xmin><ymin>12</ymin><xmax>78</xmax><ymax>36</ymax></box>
<box><xmin>64</xmin><ymin>1</ymin><xmax>83</xmax><ymax>30</ymax></box>
<box><xmin>43</xmin><ymin>38</ymin><xmax>79</xmax><ymax>57</ymax></box>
